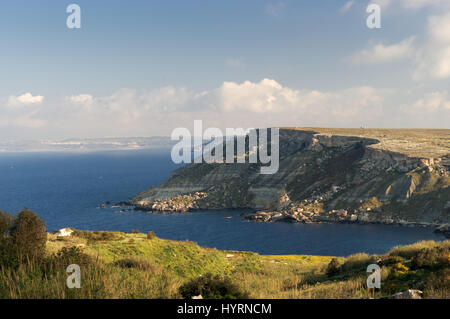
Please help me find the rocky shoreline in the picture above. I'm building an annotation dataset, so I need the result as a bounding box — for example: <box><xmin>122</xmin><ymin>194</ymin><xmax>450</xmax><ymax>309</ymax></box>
<box><xmin>119</xmin><ymin>198</ymin><xmax>450</xmax><ymax>238</ymax></box>
<box><xmin>241</xmin><ymin>210</ymin><xmax>450</xmax><ymax>236</ymax></box>
<box><xmin>434</xmin><ymin>224</ymin><xmax>450</xmax><ymax>238</ymax></box>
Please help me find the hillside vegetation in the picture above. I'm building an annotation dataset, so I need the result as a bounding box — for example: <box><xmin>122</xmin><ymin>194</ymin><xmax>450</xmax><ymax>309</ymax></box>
<box><xmin>1</xmin><ymin>211</ymin><xmax>449</xmax><ymax>299</ymax></box>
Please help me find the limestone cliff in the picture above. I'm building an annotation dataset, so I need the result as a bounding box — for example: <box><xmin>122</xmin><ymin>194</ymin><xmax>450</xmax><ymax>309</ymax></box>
<box><xmin>131</xmin><ymin>128</ymin><xmax>450</xmax><ymax>227</ymax></box>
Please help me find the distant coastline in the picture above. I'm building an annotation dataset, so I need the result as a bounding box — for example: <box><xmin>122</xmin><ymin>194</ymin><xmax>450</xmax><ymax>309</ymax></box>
<box><xmin>0</xmin><ymin>137</ymin><xmax>175</xmax><ymax>153</ymax></box>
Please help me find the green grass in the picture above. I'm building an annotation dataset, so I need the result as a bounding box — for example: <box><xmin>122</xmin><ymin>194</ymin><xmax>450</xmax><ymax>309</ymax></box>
<box><xmin>1</xmin><ymin>232</ymin><xmax>449</xmax><ymax>299</ymax></box>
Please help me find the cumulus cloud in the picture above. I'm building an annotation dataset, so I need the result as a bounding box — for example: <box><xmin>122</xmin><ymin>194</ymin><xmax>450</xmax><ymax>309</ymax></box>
<box><xmin>348</xmin><ymin>9</ymin><xmax>450</xmax><ymax>80</ymax></box>
<box><xmin>412</xmin><ymin>91</ymin><xmax>450</xmax><ymax>111</ymax></box>
<box><xmin>2</xmin><ymin>93</ymin><xmax>45</xmax><ymax>129</ymax></box>
<box><xmin>7</xmin><ymin>93</ymin><xmax>44</xmax><ymax>107</ymax></box>
<box><xmin>67</xmin><ymin>94</ymin><xmax>94</xmax><ymax>104</ymax></box>
<box><xmin>414</xmin><ymin>12</ymin><xmax>450</xmax><ymax>80</ymax></box>
<box><xmin>347</xmin><ymin>37</ymin><xmax>415</xmax><ymax>64</ymax></box>
<box><xmin>214</xmin><ymin>79</ymin><xmax>300</xmax><ymax>113</ymax></box>
<box><xmin>2</xmin><ymin>79</ymin><xmax>448</xmax><ymax>138</ymax></box>
<box><xmin>369</xmin><ymin>0</ymin><xmax>450</xmax><ymax>10</ymax></box>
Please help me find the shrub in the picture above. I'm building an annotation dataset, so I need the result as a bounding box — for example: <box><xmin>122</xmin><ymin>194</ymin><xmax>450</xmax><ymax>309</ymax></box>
<box><xmin>52</xmin><ymin>246</ymin><xmax>92</xmax><ymax>266</ymax></box>
<box><xmin>424</xmin><ymin>268</ymin><xmax>450</xmax><ymax>299</ymax></box>
<box><xmin>388</xmin><ymin>241</ymin><xmax>441</xmax><ymax>259</ymax></box>
<box><xmin>9</xmin><ymin>210</ymin><xmax>46</xmax><ymax>264</ymax></box>
<box><xmin>147</xmin><ymin>231</ymin><xmax>157</xmax><ymax>240</ymax></box>
<box><xmin>341</xmin><ymin>253</ymin><xmax>375</xmax><ymax>272</ymax></box>
<box><xmin>0</xmin><ymin>211</ymin><xmax>13</xmax><ymax>238</ymax></box>
<box><xmin>393</xmin><ymin>262</ymin><xmax>409</xmax><ymax>274</ymax></box>
<box><xmin>0</xmin><ymin>211</ymin><xmax>17</xmax><ymax>269</ymax></box>
<box><xmin>43</xmin><ymin>246</ymin><xmax>92</xmax><ymax>275</ymax></box>
<box><xmin>326</xmin><ymin>258</ymin><xmax>341</xmax><ymax>277</ymax></box>
<box><xmin>411</xmin><ymin>247</ymin><xmax>450</xmax><ymax>270</ymax></box>
<box><xmin>114</xmin><ymin>257</ymin><xmax>154</xmax><ymax>271</ymax></box>
<box><xmin>437</xmin><ymin>250</ymin><xmax>450</xmax><ymax>268</ymax></box>
<box><xmin>179</xmin><ymin>273</ymin><xmax>248</xmax><ymax>299</ymax></box>
<box><xmin>72</xmin><ymin>230</ymin><xmax>123</xmax><ymax>242</ymax></box>
<box><xmin>411</xmin><ymin>248</ymin><xmax>437</xmax><ymax>269</ymax></box>
<box><xmin>379</xmin><ymin>255</ymin><xmax>404</xmax><ymax>266</ymax></box>
<box><xmin>0</xmin><ymin>238</ymin><xmax>20</xmax><ymax>269</ymax></box>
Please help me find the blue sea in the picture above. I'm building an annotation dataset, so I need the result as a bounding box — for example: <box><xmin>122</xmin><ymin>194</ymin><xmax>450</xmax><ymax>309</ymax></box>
<box><xmin>0</xmin><ymin>149</ymin><xmax>444</xmax><ymax>256</ymax></box>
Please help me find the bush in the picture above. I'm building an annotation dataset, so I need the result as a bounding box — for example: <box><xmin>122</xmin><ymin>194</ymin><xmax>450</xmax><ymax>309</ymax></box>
<box><xmin>114</xmin><ymin>257</ymin><xmax>154</xmax><ymax>271</ymax></box>
<box><xmin>147</xmin><ymin>231</ymin><xmax>157</xmax><ymax>240</ymax></box>
<box><xmin>51</xmin><ymin>246</ymin><xmax>92</xmax><ymax>267</ymax></box>
<box><xmin>379</xmin><ymin>255</ymin><xmax>404</xmax><ymax>266</ymax></box>
<box><xmin>0</xmin><ymin>238</ymin><xmax>20</xmax><ymax>269</ymax></box>
<box><xmin>326</xmin><ymin>258</ymin><xmax>341</xmax><ymax>277</ymax></box>
<box><xmin>43</xmin><ymin>246</ymin><xmax>92</xmax><ymax>275</ymax></box>
<box><xmin>179</xmin><ymin>273</ymin><xmax>248</xmax><ymax>299</ymax></box>
<box><xmin>438</xmin><ymin>250</ymin><xmax>450</xmax><ymax>268</ymax></box>
<box><xmin>0</xmin><ymin>211</ymin><xmax>13</xmax><ymax>238</ymax></box>
<box><xmin>411</xmin><ymin>247</ymin><xmax>450</xmax><ymax>270</ymax></box>
<box><xmin>393</xmin><ymin>262</ymin><xmax>409</xmax><ymax>274</ymax></box>
<box><xmin>388</xmin><ymin>241</ymin><xmax>441</xmax><ymax>259</ymax></box>
<box><xmin>341</xmin><ymin>253</ymin><xmax>375</xmax><ymax>272</ymax></box>
<box><xmin>72</xmin><ymin>230</ymin><xmax>123</xmax><ymax>242</ymax></box>
<box><xmin>424</xmin><ymin>268</ymin><xmax>450</xmax><ymax>299</ymax></box>
<box><xmin>9</xmin><ymin>210</ymin><xmax>47</xmax><ymax>264</ymax></box>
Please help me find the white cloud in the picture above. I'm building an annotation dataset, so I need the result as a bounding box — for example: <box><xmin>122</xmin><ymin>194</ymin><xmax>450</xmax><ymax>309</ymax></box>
<box><xmin>67</xmin><ymin>94</ymin><xmax>94</xmax><ymax>104</ymax></box>
<box><xmin>58</xmin><ymin>80</ymin><xmax>389</xmax><ymax>130</ymax></box>
<box><xmin>348</xmin><ymin>37</ymin><xmax>415</xmax><ymax>64</ymax></box>
<box><xmin>214</xmin><ymin>79</ymin><xmax>300</xmax><ymax>113</ymax></box>
<box><xmin>414</xmin><ymin>12</ymin><xmax>450</xmax><ymax>80</ymax></box>
<box><xmin>369</xmin><ymin>0</ymin><xmax>450</xmax><ymax>10</ymax></box>
<box><xmin>349</xmin><ymin>10</ymin><xmax>450</xmax><ymax>80</ymax></box>
<box><xmin>412</xmin><ymin>91</ymin><xmax>450</xmax><ymax>111</ymax></box>
<box><xmin>2</xmin><ymin>79</ymin><xmax>448</xmax><ymax>138</ymax></box>
<box><xmin>7</xmin><ymin>93</ymin><xmax>44</xmax><ymax>107</ymax></box>
<box><xmin>340</xmin><ymin>1</ymin><xmax>355</xmax><ymax>13</ymax></box>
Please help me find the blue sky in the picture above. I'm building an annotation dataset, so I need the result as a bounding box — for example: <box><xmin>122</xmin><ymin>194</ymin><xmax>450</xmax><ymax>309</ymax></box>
<box><xmin>1</xmin><ymin>0</ymin><xmax>449</xmax><ymax>139</ymax></box>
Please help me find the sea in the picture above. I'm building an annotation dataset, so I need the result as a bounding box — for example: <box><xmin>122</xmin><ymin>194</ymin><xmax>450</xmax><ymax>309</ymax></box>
<box><xmin>0</xmin><ymin>148</ymin><xmax>444</xmax><ymax>256</ymax></box>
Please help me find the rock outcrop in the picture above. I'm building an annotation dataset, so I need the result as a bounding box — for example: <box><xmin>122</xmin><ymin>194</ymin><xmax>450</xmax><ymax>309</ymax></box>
<box><xmin>434</xmin><ymin>224</ymin><xmax>450</xmax><ymax>238</ymax></box>
<box><xmin>391</xmin><ymin>289</ymin><xmax>423</xmax><ymax>299</ymax></box>
<box><xmin>131</xmin><ymin>128</ymin><xmax>450</xmax><ymax>227</ymax></box>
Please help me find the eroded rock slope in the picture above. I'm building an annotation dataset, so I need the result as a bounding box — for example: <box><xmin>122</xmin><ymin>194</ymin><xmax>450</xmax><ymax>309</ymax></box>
<box><xmin>131</xmin><ymin>129</ymin><xmax>450</xmax><ymax>226</ymax></box>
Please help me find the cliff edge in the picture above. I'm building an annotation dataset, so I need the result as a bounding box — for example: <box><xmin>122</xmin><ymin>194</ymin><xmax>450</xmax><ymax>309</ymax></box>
<box><xmin>131</xmin><ymin>128</ymin><xmax>450</xmax><ymax>227</ymax></box>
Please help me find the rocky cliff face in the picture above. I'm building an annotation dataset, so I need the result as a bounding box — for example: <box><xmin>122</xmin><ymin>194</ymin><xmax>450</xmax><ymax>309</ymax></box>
<box><xmin>131</xmin><ymin>129</ymin><xmax>450</xmax><ymax>227</ymax></box>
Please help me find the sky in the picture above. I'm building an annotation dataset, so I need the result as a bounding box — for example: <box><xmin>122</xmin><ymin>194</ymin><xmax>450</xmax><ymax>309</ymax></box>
<box><xmin>0</xmin><ymin>0</ymin><xmax>449</xmax><ymax>140</ymax></box>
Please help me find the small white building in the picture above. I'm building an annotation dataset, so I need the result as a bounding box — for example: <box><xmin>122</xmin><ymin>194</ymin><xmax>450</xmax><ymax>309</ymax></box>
<box><xmin>55</xmin><ymin>228</ymin><xmax>74</xmax><ymax>237</ymax></box>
